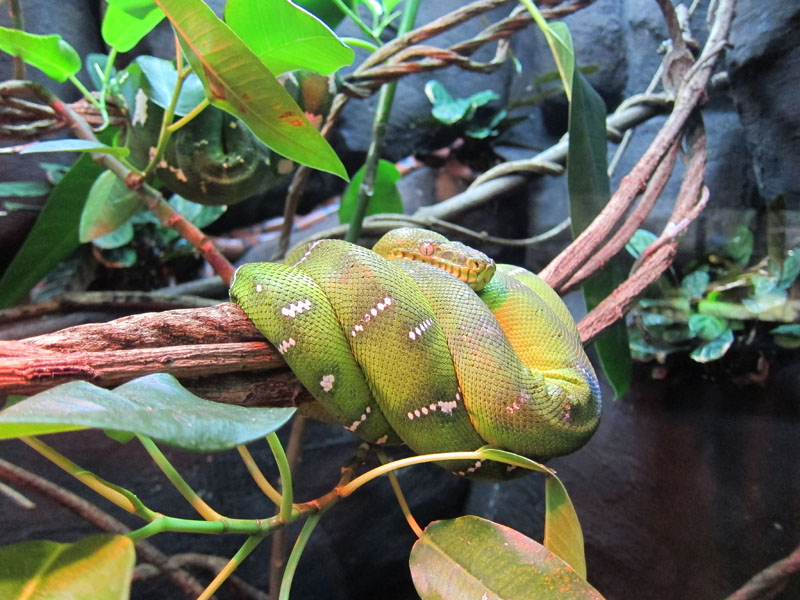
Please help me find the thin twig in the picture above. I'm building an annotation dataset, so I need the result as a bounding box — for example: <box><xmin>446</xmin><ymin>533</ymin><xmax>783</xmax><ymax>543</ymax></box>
<box><xmin>0</xmin><ymin>457</ymin><xmax>207</xmax><ymax>598</ymax></box>
<box><xmin>725</xmin><ymin>542</ymin><xmax>800</xmax><ymax>600</ymax></box>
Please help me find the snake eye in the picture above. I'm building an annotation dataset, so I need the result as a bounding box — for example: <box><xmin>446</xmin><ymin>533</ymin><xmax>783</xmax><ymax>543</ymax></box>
<box><xmin>419</xmin><ymin>241</ymin><xmax>436</xmax><ymax>257</ymax></box>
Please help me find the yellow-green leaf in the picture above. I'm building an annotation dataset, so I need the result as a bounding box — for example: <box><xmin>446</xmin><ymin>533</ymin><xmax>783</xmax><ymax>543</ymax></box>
<box><xmin>0</xmin><ymin>534</ymin><xmax>134</xmax><ymax>599</ymax></box>
<box><xmin>410</xmin><ymin>516</ymin><xmax>603</xmax><ymax>600</ymax></box>
<box><xmin>0</xmin><ymin>26</ymin><xmax>80</xmax><ymax>82</ymax></box>
<box><xmin>225</xmin><ymin>0</ymin><xmax>354</xmax><ymax>76</ymax></box>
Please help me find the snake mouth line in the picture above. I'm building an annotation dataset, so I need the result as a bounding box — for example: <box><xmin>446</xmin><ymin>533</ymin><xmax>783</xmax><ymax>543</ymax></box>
<box><xmin>388</xmin><ymin>251</ymin><xmax>492</xmax><ymax>288</ymax></box>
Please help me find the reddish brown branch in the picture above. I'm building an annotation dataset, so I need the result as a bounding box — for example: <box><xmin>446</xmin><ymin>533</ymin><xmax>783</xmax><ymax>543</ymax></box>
<box><xmin>540</xmin><ymin>0</ymin><xmax>736</xmax><ymax>293</ymax></box>
<box><xmin>726</xmin><ymin>542</ymin><xmax>800</xmax><ymax>600</ymax></box>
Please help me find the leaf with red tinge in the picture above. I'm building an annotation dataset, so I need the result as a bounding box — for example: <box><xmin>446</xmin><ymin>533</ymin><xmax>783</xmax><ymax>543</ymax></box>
<box><xmin>152</xmin><ymin>0</ymin><xmax>347</xmax><ymax>180</ymax></box>
<box><xmin>410</xmin><ymin>516</ymin><xmax>603</xmax><ymax>599</ymax></box>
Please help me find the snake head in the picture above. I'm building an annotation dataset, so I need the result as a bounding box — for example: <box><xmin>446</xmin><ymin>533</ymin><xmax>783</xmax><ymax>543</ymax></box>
<box><xmin>373</xmin><ymin>228</ymin><xmax>496</xmax><ymax>291</ymax></box>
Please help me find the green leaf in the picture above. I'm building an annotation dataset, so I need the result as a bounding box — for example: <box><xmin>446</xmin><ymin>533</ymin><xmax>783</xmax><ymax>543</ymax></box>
<box><xmin>624</xmin><ymin>228</ymin><xmax>657</xmax><ymax>259</ymax></box>
<box><xmin>135</xmin><ymin>55</ymin><xmax>206</xmax><ymax>117</ymax></box>
<box><xmin>742</xmin><ymin>289</ymin><xmax>788</xmax><ymax>315</ymax></box>
<box><xmin>690</xmin><ymin>329</ymin><xmax>734</xmax><ymax>363</ymax></box>
<box><xmin>15</xmin><ymin>139</ymin><xmax>130</xmax><ymax>158</ymax></box>
<box><xmin>410</xmin><ymin>516</ymin><xmax>603</xmax><ymax>600</ymax></box>
<box><xmin>102</xmin><ymin>3</ymin><xmax>165</xmax><ymax>53</ymax></box>
<box><xmin>772</xmin><ymin>323</ymin><xmax>800</xmax><ymax>349</ymax></box>
<box><xmin>567</xmin><ymin>65</ymin><xmax>630</xmax><ymax>396</ymax></box>
<box><xmin>520</xmin><ymin>2</ymin><xmax>575</xmax><ymax>100</ymax></box>
<box><xmin>107</xmin><ymin>0</ymin><xmax>160</xmax><ymax>19</ymax></box>
<box><xmin>544</xmin><ymin>476</ymin><xmax>587</xmax><ymax>578</ymax></box>
<box><xmin>339</xmin><ymin>159</ymin><xmax>402</xmax><ymax>224</ymax></box>
<box><xmin>778</xmin><ymin>248</ymin><xmax>800</xmax><ymax>290</ymax></box>
<box><xmin>688</xmin><ymin>313</ymin><xmax>729</xmax><ymax>340</ymax></box>
<box><xmin>723</xmin><ymin>225</ymin><xmax>753</xmax><ymax>266</ymax></box>
<box><xmin>0</xmin><ymin>154</ymin><xmax>105</xmax><ymax>308</ymax></box>
<box><xmin>152</xmin><ymin>0</ymin><xmax>347</xmax><ymax>179</ymax></box>
<box><xmin>681</xmin><ymin>270</ymin><xmax>710</xmax><ymax>299</ymax></box>
<box><xmin>0</xmin><ymin>181</ymin><xmax>50</xmax><ymax>197</ymax></box>
<box><xmin>0</xmin><ymin>373</ymin><xmax>296</xmax><ymax>451</ymax></box>
<box><xmin>92</xmin><ymin>221</ymin><xmax>135</xmax><ymax>249</ymax></box>
<box><xmin>0</xmin><ymin>26</ymin><xmax>80</xmax><ymax>82</ymax></box>
<box><xmin>225</xmin><ymin>0</ymin><xmax>354</xmax><ymax>76</ymax></box>
<box><xmin>168</xmin><ymin>195</ymin><xmax>226</xmax><ymax>229</ymax></box>
<box><xmin>751</xmin><ymin>273</ymin><xmax>777</xmax><ymax>297</ymax></box>
<box><xmin>79</xmin><ymin>170</ymin><xmax>143</xmax><ymax>242</ymax></box>
<box><xmin>424</xmin><ymin>80</ymin><xmax>499</xmax><ymax>125</ymax></box>
<box><xmin>0</xmin><ymin>534</ymin><xmax>134</xmax><ymax>600</ymax></box>
<box><xmin>294</xmin><ymin>0</ymin><xmax>354</xmax><ymax>28</ymax></box>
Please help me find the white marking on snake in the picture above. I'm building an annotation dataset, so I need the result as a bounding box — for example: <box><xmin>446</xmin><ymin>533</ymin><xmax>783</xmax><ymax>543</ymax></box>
<box><xmin>345</xmin><ymin>406</ymin><xmax>372</xmax><ymax>431</ymax></box>
<box><xmin>320</xmin><ymin>374</ymin><xmax>334</xmax><ymax>392</ymax></box>
<box><xmin>281</xmin><ymin>299</ymin><xmax>312</xmax><ymax>318</ymax></box>
<box><xmin>456</xmin><ymin>460</ymin><xmax>484</xmax><ymax>476</ymax></box>
<box><xmin>291</xmin><ymin>240</ymin><xmax>323</xmax><ymax>267</ymax></box>
<box><xmin>350</xmin><ymin>296</ymin><xmax>393</xmax><ymax>337</ymax></box>
<box><xmin>408</xmin><ymin>317</ymin><xmax>434</xmax><ymax>341</ymax></box>
<box><xmin>277</xmin><ymin>338</ymin><xmax>296</xmax><ymax>355</ymax></box>
<box><xmin>255</xmin><ymin>284</ymin><xmax>263</xmax><ymax>293</ymax></box>
<box><xmin>505</xmin><ymin>266</ymin><xmax>526</xmax><ymax>276</ymax></box>
<box><xmin>406</xmin><ymin>398</ymin><xmax>458</xmax><ymax>419</ymax></box>
<box><xmin>505</xmin><ymin>391</ymin><xmax>530</xmax><ymax>414</ymax></box>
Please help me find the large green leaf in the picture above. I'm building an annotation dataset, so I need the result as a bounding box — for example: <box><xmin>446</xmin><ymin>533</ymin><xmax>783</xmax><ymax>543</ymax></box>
<box><xmin>0</xmin><ymin>373</ymin><xmax>296</xmax><ymax>451</ymax></box>
<box><xmin>568</xmin><ymin>69</ymin><xmax>631</xmax><ymax>397</ymax></box>
<box><xmin>79</xmin><ymin>170</ymin><xmax>143</xmax><ymax>242</ymax></box>
<box><xmin>0</xmin><ymin>153</ymin><xmax>105</xmax><ymax>308</ymax></box>
<box><xmin>0</xmin><ymin>534</ymin><xmax>134</xmax><ymax>600</ymax></box>
<box><xmin>339</xmin><ymin>159</ymin><xmax>403</xmax><ymax>224</ymax></box>
<box><xmin>410</xmin><ymin>516</ymin><xmax>603</xmax><ymax>600</ymax></box>
<box><xmin>152</xmin><ymin>0</ymin><xmax>347</xmax><ymax>179</ymax></box>
<box><xmin>0</xmin><ymin>26</ymin><xmax>80</xmax><ymax>82</ymax></box>
<box><xmin>225</xmin><ymin>0</ymin><xmax>354</xmax><ymax>76</ymax></box>
<box><xmin>102</xmin><ymin>3</ymin><xmax>165</xmax><ymax>52</ymax></box>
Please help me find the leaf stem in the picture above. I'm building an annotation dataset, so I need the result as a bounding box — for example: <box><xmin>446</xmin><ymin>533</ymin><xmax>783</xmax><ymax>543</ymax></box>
<box><xmin>237</xmin><ymin>444</ymin><xmax>283</xmax><ymax>507</ymax></box>
<box><xmin>330</xmin><ymin>0</ymin><xmax>381</xmax><ymax>46</ymax></box>
<box><xmin>68</xmin><ymin>75</ymin><xmax>104</xmax><ymax>114</ymax></box>
<box><xmin>167</xmin><ymin>97</ymin><xmax>209</xmax><ymax>133</ymax></box>
<box><xmin>137</xmin><ymin>435</ymin><xmax>225</xmax><ymax>521</ymax></box>
<box><xmin>197</xmin><ymin>535</ymin><xmax>265</xmax><ymax>600</ymax></box>
<box><xmin>266</xmin><ymin>432</ymin><xmax>294</xmax><ymax>523</ymax></box>
<box><xmin>278</xmin><ymin>512</ymin><xmax>323</xmax><ymax>600</ymax></box>
<box><xmin>377</xmin><ymin>449</ymin><xmax>422</xmax><ymax>537</ymax></box>
<box><xmin>344</xmin><ymin>0</ymin><xmax>420</xmax><ymax>243</ymax></box>
<box><xmin>19</xmin><ymin>436</ymin><xmax>156</xmax><ymax>520</ymax></box>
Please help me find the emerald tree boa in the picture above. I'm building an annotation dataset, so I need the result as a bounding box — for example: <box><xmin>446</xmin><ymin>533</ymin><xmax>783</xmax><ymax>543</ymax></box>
<box><xmin>230</xmin><ymin>228</ymin><xmax>601</xmax><ymax>478</ymax></box>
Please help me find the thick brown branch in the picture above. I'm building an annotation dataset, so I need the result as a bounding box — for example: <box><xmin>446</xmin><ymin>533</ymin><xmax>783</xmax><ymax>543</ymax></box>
<box><xmin>0</xmin><ymin>304</ymin><xmax>314</xmax><ymax>409</ymax></box>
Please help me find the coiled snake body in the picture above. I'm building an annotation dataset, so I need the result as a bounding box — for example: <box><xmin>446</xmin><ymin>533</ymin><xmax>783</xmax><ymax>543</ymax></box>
<box><xmin>230</xmin><ymin>228</ymin><xmax>601</xmax><ymax>478</ymax></box>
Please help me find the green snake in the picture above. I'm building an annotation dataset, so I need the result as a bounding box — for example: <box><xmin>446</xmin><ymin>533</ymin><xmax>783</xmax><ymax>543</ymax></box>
<box><xmin>230</xmin><ymin>228</ymin><xmax>601</xmax><ymax>478</ymax></box>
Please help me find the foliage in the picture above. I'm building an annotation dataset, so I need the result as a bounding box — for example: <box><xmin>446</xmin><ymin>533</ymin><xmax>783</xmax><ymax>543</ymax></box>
<box><xmin>626</xmin><ymin>226</ymin><xmax>800</xmax><ymax>363</ymax></box>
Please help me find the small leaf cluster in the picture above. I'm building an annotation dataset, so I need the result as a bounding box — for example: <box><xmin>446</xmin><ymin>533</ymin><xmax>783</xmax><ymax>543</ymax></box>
<box><xmin>626</xmin><ymin>227</ymin><xmax>800</xmax><ymax>364</ymax></box>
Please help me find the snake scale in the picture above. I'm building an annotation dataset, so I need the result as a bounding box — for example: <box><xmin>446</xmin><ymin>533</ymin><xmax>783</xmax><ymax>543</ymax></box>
<box><xmin>230</xmin><ymin>228</ymin><xmax>601</xmax><ymax>478</ymax></box>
